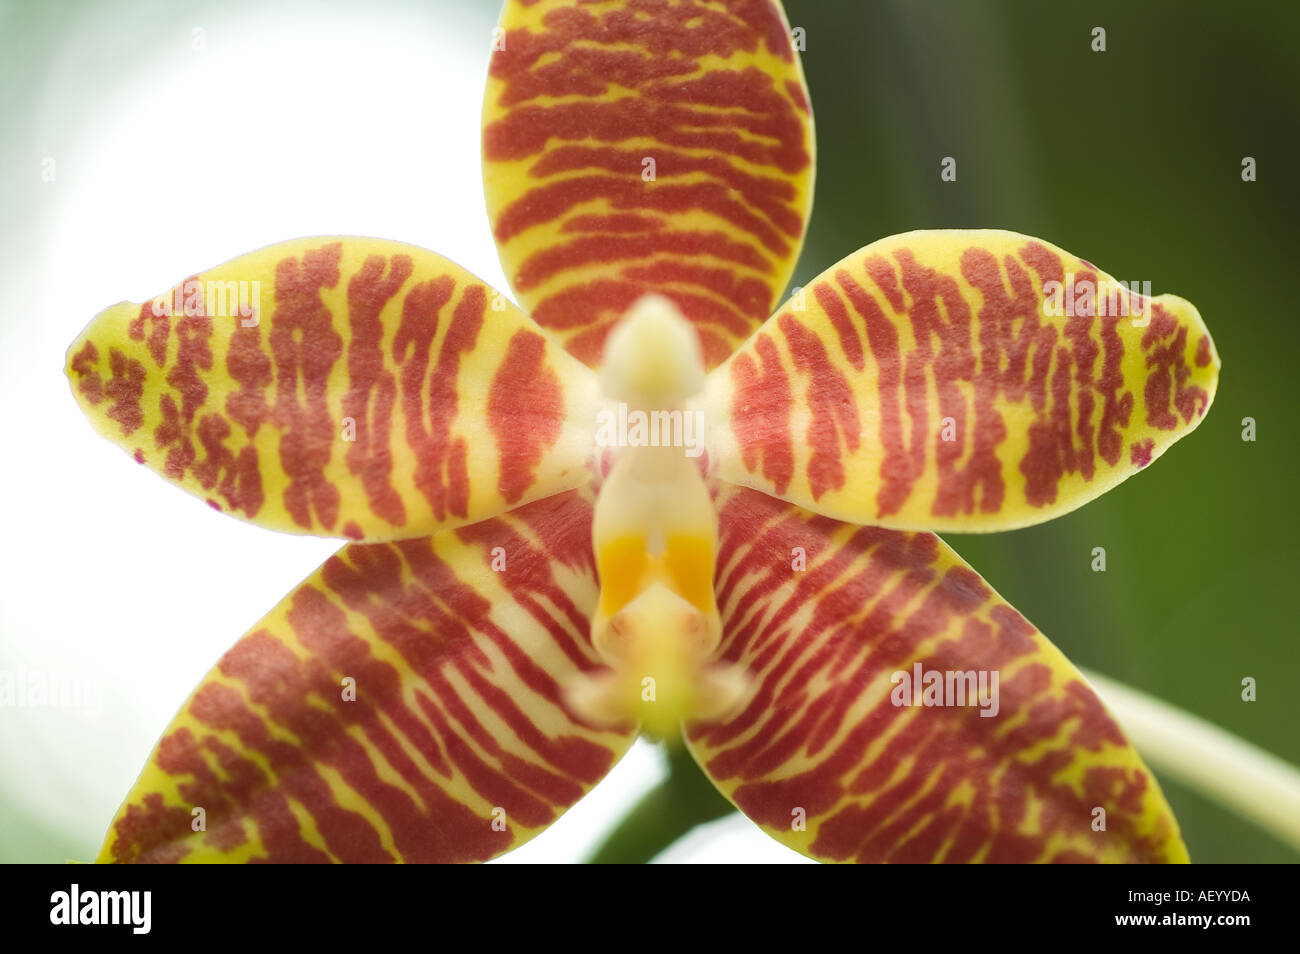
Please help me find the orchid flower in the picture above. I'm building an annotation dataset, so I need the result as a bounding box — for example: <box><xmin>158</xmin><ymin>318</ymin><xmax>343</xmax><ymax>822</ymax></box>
<box><xmin>64</xmin><ymin>0</ymin><xmax>1220</xmax><ymax>864</ymax></box>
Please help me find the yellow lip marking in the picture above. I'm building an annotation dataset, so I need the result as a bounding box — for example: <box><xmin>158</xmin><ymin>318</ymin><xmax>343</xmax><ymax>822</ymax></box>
<box><xmin>570</xmin><ymin>296</ymin><xmax>746</xmax><ymax>737</ymax></box>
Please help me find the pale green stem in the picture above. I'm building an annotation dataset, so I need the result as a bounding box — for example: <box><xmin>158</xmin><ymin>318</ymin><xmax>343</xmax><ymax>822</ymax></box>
<box><xmin>1082</xmin><ymin>668</ymin><xmax>1300</xmax><ymax>852</ymax></box>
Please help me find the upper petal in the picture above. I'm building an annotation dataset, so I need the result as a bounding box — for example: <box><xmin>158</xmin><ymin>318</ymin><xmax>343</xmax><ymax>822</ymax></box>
<box><xmin>685</xmin><ymin>486</ymin><xmax>1188</xmax><ymax>863</ymax></box>
<box><xmin>704</xmin><ymin>230</ymin><xmax>1220</xmax><ymax>531</ymax></box>
<box><xmin>482</xmin><ymin>0</ymin><xmax>815</xmax><ymax>370</ymax></box>
<box><xmin>66</xmin><ymin>237</ymin><xmax>599</xmax><ymax>540</ymax></box>
<box><xmin>99</xmin><ymin>490</ymin><xmax>635</xmax><ymax>863</ymax></box>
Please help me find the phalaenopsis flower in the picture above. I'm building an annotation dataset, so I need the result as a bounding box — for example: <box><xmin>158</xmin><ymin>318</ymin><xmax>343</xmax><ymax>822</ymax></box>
<box><xmin>66</xmin><ymin>0</ymin><xmax>1217</xmax><ymax>863</ymax></box>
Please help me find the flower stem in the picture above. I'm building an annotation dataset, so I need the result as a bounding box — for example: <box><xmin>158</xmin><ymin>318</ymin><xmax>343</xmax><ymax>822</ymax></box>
<box><xmin>586</xmin><ymin>742</ymin><xmax>734</xmax><ymax>864</ymax></box>
<box><xmin>1082</xmin><ymin>668</ymin><xmax>1300</xmax><ymax>853</ymax></box>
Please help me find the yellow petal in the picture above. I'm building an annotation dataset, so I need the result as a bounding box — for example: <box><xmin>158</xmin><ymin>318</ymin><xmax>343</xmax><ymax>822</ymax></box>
<box><xmin>704</xmin><ymin>229</ymin><xmax>1220</xmax><ymax>531</ymax></box>
<box><xmin>482</xmin><ymin>0</ymin><xmax>815</xmax><ymax>369</ymax></box>
<box><xmin>98</xmin><ymin>491</ymin><xmax>635</xmax><ymax>863</ymax></box>
<box><xmin>66</xmin><ymin>237</ymin><xmax>599</xmax><ymax>540</ymax></box>
<box><xmin>686</xmin><ymin>486</ymin><xmax>1189</xmax><ymax>863</ymax></box>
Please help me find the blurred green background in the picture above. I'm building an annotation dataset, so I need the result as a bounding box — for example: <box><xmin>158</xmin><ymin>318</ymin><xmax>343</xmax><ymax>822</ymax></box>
<box><xmin>1</xmin><ymin>0</ymin><xmax>1295</xmax><ymax>863</ymax></box>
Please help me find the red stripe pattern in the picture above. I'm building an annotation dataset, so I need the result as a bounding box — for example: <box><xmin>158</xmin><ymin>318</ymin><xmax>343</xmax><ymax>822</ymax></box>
<box><xmin>708</xmin><ymin>230</ymin><xmax>1220</xmax><ymax>531</ymax></box>
<box><xmin>685</xmin><ymin>486</ymin><xmax>1188</xmax><ymax>863</ymax></box>
<box><xmin>483</xmin><ymin>0</ymin><xmax>814</xmax><ymax>369</ymax></box>
<box><xmin>65</xmin><ymin>238</ymin><xmax>598</xmax><ymax>541</ymax></box>
<box><xmin>100</xmin><ymin>490</ymin><xmax>636</xmax><ymax>863</ymax></box>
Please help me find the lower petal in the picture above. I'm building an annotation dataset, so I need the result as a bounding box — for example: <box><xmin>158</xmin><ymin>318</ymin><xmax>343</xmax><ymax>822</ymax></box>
<box><xmin>100</xmin><ymin>490</ymin><xmax>634</xmax><ymax>863</ymax></box>
<box><xmin>685</xmin><ymin>487</ymin><xmax>1188</xmax><ymax>863</ymax></box>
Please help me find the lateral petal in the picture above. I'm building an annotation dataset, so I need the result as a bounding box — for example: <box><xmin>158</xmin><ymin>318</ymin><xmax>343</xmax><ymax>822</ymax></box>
<box><xmin>66</xmin><ymin>237</ymin><xmax>599</xmax><ymax>540</ymax></box>
<box><xmin>705</xmin><ymin>230</ymin><xmax>1219</xmax><ymax>531</ymax></box>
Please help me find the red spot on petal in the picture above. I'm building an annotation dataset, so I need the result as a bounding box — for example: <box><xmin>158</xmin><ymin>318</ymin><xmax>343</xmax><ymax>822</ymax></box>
<box><xmin>1195</xmin><ymin>334</ymin><xmax>1212</xmax><ymax>367</ymax></box>
<box><xmin>729</xmin><ymin>334</ymin><xmax>794</xmax><ymax>494</ymax></box>
<box><xmin>270</xmin><ymin>243</ymin><xmax>345</xmax><ymax>530</ymax></box>
<box><xmin>489</xmin><ymin>329</ymin><xmax>564</xmax><ymax>505</ymax></box>
<box><xmin>70</xmin><ymin>341</ymin><xmax>104</xmax><ymax>404</ymax></box>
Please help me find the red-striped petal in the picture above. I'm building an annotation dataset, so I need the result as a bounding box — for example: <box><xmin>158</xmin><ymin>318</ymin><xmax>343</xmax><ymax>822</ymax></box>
<box><xmin>482</xmin><ymin>0</ymin><xmax>815</xmax><ymax>370</ymax></box>
<box><xmin>685</xmin><ymin>486</ymin><xmax>1188</xmax><ymax>863</ymax></box>
<box><xmin>67</xmin><ymin>237</ymin><xmax>599</xmax><ymax>541</ymax></box>
<box><xmin>99</xmin><ymin>490</ymin><xmax>635</xmax><ymax>863</ymax></box>
<box><xmin>704</xmin><ymin>230</ymin><xmax>1220</xmax><ymax>531</ymax></box>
